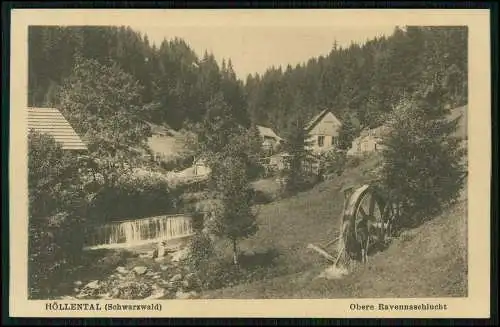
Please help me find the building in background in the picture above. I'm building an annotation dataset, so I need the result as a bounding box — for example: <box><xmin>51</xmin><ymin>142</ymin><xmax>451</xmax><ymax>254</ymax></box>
<box><xmin>304</xmin><ymin>109</ymin><xmax>343</xmax><ymax>154</ymax></box>
<box><xmin>256</xmin><ymin>125</ymin><xmax>283</xmax><ymax>154</ymax></box>
<box><xmin>347</xmin><ymin>125</ymin><xmax>391</xmax><ymax>157</ymax></box>
<box><xmin>144</xmin><ymin>122</ymin><xmax>186</xmax><ymax>163</ymax></box>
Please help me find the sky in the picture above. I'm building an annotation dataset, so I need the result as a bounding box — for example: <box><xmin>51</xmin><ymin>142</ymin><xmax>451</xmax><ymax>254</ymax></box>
<box><xmin>129</xmin><ymin>24</ymin><xmax>396</xmax><ymax>80</ymax></box>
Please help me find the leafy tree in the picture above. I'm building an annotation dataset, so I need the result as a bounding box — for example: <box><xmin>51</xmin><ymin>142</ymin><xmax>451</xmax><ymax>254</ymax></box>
<box><xmin>28</xmin><ymin>131</ymin><xmax>86</xmax><ymax>298</ymax></box>
<box><xmin>56</xmin><ymin>58</ymin><xmax>151</xmax><ymax>187</ymax></box>
<box><xmin>378</xmin><ymin>79</ymin><xmax>466</xmax><ymax>227</ymax></box>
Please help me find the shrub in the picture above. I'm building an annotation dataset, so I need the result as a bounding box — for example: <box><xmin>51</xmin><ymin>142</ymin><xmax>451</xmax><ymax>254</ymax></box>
<box><xmin>345</xmin><ymin>155</ymin><xmax>362</xmax><ymax>169</ymax></box>
<box><xmin>28</xmin><ymin>131</ymin><xmax>87</xmax><ymax>298</ymax></box>
<box><xmin>187</xmin><ymin>232</ymin><xmax>215</xmax><ymax>270</ymax></box>
<box><xmin>191</xmin><ymin>253</ymin><xmax>241</xmax><ymax>290</ymax></box>
<box><xmin>318</xmin><ymin>150</ymin><xmax>347</xmax><ymax>177</ymax></box>
<box><xmin>86</xmin><ymin>167</ymin><xmax>180</xmax><ymax>222</ymax></box>
<box><xmin>186</xmin><ymin>232</ymin><xmax>241</xmax><ymax>290</ymax></box>
<box><xmin>251</xmin><ymin>189</ymin><xmax>274</xmax><ymax>205</ymax></box>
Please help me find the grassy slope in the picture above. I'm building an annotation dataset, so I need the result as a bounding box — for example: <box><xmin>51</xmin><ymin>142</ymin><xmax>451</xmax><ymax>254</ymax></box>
<box><xmin>201</xmin><ymin>158</ymin><xmax>467</xmax><ymax>299</ymax></box>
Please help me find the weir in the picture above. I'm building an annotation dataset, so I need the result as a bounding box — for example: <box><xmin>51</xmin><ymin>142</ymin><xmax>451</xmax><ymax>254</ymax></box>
<box><xmin>83</xmin><ymin>214</ymin><xmax>194</xmax><ymax>250</ymax></box>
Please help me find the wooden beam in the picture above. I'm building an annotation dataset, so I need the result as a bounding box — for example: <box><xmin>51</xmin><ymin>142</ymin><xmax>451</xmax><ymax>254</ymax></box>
<box><xmin>307</xmin><ymin>244</ymin><xmax>336</xmax><ymax>262</ymax></box>
<box><xmin>323</xmin><ymin>236</ymin><xmax>341</xmax><ymax>248</ymax></box>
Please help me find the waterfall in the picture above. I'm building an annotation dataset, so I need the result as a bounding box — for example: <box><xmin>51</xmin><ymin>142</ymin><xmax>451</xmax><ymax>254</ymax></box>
<box><xmin>84</xmin><ymin>215</ymin><xmax>194</xmax><ymax>250</ymax></box>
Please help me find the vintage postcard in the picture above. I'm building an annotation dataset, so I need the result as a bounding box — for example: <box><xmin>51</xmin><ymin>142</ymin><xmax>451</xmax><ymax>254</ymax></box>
<box><xmin>9</xmin><ymin>9</ymin><xmax>491</xmax><ymax>318</ymax></box>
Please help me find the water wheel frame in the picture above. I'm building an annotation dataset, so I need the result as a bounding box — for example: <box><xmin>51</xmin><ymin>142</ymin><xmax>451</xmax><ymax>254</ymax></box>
<box><xmin>340</xmin><ymin>184</ymin><xmax>396</xmax><ymax>261</ymax></box>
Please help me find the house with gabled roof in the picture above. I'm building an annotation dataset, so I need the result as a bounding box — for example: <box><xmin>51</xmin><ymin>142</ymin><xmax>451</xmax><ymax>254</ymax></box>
<box><xmin>347</xmin><ymin>125</ymin><xmax>391</xmax><ymax>157</ymax></box>
<box><xmin>143</xmin><ymin>121</ymin><xmax>186</xmax><ymax>163</ymax></box>
<box><xmin>304</xmin><ymin>109</ymin><xmax>343</xmax><ymax>154</ymax></box>
<box><xmin>27</xmin><ymin>107</ymin><xmax>87</xmax><ymax>152</ymax></box>
<box><xmin>256</xmin><ymin>125</ymin><xmax>282</xmax><ymax>153</ymax></box>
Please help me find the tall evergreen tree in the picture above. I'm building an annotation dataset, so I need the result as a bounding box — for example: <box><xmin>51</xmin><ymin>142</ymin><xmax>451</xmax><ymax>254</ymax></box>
<box><xmin>378</xmin><ymin>77</ymin><xmax>466</xmax><ymax>227</ymax></box>
<box><xmin>209</xmin><ymin>156</ymin><xmax>258</xmax><ymax>265</ymax></box>
<box><xmin>282</xmin><ymin>110</ymin><xmax>314</xmax><ymax>194</ymax></box>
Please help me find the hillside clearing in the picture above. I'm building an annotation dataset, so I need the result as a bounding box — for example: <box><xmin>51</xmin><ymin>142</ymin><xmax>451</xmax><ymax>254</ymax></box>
<box><xmin>202</xmin><ymin>181</ymin><xmax>467</xmax><ymax>299</ymax></box>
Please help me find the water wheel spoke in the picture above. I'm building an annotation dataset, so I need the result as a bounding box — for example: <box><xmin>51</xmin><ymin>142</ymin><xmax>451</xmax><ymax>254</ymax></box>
<box><xmin>369</xmin><ymin>195</ymin><xmax>376</xmax><ymax>216</ymax></box>
<box><xmin>358</xmin><ymin>206</ymin><xmax>368</xmax><ymax>218</ymax></box>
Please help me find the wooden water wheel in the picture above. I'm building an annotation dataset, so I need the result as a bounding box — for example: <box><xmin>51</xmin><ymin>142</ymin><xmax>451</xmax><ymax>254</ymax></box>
<box><xmin>340</xmin><ymin>184</ymin><xmax>395</xmax><ymax>262</ymax></box>
<box><xmin>307</xmin><ymin>183</ymin><xmax>399</xmax><ymax>267</ymax></box>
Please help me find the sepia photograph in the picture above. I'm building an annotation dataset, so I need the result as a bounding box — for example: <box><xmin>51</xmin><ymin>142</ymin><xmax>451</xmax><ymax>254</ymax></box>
<box><xmin>9</xmin><ymin>9</ymin><xmax>491</xmax><ymax>319</ymax></box>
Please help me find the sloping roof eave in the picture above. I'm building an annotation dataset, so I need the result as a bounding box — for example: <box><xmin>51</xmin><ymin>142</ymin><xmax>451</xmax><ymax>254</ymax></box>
<box><xmin>28</xmin><ymin>107</ymin><xmax>88</xmax><ymax>151</ymax></box>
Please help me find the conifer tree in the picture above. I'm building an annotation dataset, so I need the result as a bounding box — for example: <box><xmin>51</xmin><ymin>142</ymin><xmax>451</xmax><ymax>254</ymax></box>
<box><xmin>282</xmin><ymin>110</ymin><xmax>314</xmax><ymax>194</ymax></box>
<box><xmin>378</xmin><ymin>77</ymin><xmax>466</xmax><ymax>227</ymax></box>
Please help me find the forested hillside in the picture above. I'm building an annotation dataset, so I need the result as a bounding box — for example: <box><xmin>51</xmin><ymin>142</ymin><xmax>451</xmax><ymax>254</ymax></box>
<box><xmin>245</xmin><ymin>26</ymin><xmax>468</xmax><ymax>134</ymax></box>
<box><xmin>28</xmin><ymin>25</ymin><xmax>467</xmax><ymax>137</ymax></box>
<box><xmin>28</xmin><ymin>26</ymin><xmax>248</xmax><ymax>131</ymax></box>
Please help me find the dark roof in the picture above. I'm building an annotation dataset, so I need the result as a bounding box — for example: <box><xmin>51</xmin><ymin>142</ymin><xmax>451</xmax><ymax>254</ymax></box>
<box><xmin>28</xmin><ymin>107</ymin><xmax>87</xmax><ymax>151</ymax></box>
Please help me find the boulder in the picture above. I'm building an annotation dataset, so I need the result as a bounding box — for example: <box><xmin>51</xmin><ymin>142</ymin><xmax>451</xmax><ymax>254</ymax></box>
<box><xmin>133</xmin><ymin>266</ymin><xmax>148</xmax><ymax>276</ymax></box>
<box><xmin>84</xmin><ymin>280</ymin><xmax>100</xmax><ymax>290</ymax></box>
<box><xmin>99</xmin><ymin>292</ymin><xmax>112</xmax><ymax>299</ymax></box>
<box><xmin>157</xmin><ymin>242</ymin><xmax>166</xmax><ymax>258</ymax></box>
<box><xmin>116</xmin><ymin>266</ymin><xmax>129</xmax><ymax>275</ymax></box>
<box><xmin>75</xmin><ymin>293</ymin><xmax>86</xmax><ymax>299</ymax></box>
<box><xmin>146</xmin><ymin>284</ymin><xmax>166</xmax><ymax>299</ymax></box>
<box><xmin>164</xmin><ymin>281</ymin><xmax>176</xmax><ymax>290</ymax></box>
<box><xmin>171</xmin><ymin>247</ymin><xmax>190</xmax><ymax>262</ymax></box>
<box><xmin>175</xmin><ymin>290</ymin><xmax>199</xmax><ymax>299</ymax></box>
<box><xmin>175</xmin><ymin>290</ymin><xmax>191</xmax><ymax>299</ymax></box>
<box><xmin>73</xmin><ymin>280</ymin><xmax>83</xmax><ymax>286</ymax></box>
<box><xmin>59</xmin><ymin>296</ymin><xmax>77</xmax><ymax>300</ymax></box>
<box><xmin>116</xmin><ymin>273</ymin><xmax>127</xmax><ymax>280</ymax></box>
<box><xmin>110</xmin><ymin>288</ymin><xmax>121</xmax><ymax>298</ymax></box>
<box><xmin>170</xmin><ymin>274</ymin><xmax>183</xmax><ymax>282</ymax></box>
<box><xmin>115</xmin><ymin>281</ymin><xmax>153</xmax><ymax>299</ymax></box>
<box><xmin>185</xmin><ymin>272</ymin><xmax>196</xmax><ymax>281</ymax></box>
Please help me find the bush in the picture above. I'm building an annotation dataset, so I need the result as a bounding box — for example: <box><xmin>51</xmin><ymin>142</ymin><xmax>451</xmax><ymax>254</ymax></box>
<box><xmin>251</xmin><ymin>189</ymin><xmax>275</xmax><ymax>205</ymax></box>
<box><xmin>345</xmin><ymin>155</ymin><xmax>362</xmax><ymax>169</ymax></box>
<box><xmin>187</xmin><ymin>232</ymin><xmax>214</xmax><ymax>268</ymax></box>
<box><xmin>186</xmin><ymin>232</ymin><xmax>240</xmax><ymax>290</ymax></box>
<box><xmin>188</xmin><ymin>244</ymin><xmax>282</xmax><ymax>290</ymax></box>
<box><xmin>159</xmin><ymin>155</ymin><xmax>194</xmax><ymax>172</ymax></box>
<box><xmin>86</xmin><ymin>167</ymin><xmax>180</xmax><ymax>222</ymax></box>
<box><xmin>197</xmin><ymin>257</ymin><xmax>241</xmax><ymax>290</ymax></box>
<box><xmin>318</xmin><ymin>150</ymin><xmax>347</xmax><ymax>177</ymax></box>
<box><xmin>28</xmin><ymin>131</ymin><xmax>87</xmax><ymax>298</ymax></box>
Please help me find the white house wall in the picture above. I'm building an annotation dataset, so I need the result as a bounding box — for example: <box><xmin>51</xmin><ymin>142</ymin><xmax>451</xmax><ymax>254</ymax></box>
<box><xmin>307</xmin><ymin>112</ymin><xmax>342</xmax><ymax>152</ymax></box>
<box><xmin>308</xmin><ymin>112</ymin><xmax>342</xmax><ymax>136</ymax></box>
